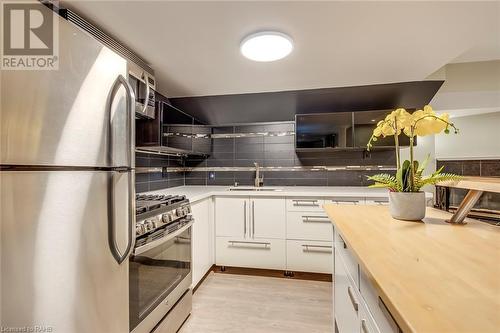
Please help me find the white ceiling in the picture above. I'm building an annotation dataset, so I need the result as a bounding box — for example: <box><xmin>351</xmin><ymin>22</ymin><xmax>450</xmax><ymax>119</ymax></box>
<box><xmin>62</xmin><ymin>1</ymin><xmax>500</xmax><ymax>98</ymax></box>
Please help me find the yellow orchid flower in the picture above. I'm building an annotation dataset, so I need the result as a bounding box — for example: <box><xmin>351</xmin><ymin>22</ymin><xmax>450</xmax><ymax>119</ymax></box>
<box><xmin>381</xmin><ymin>122</ymin><xmax>396</xmax><ymax>136</ymax></box>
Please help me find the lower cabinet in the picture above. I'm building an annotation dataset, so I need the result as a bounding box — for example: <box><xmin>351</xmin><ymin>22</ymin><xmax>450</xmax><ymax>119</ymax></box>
<box><xmin>334</xmin><ymin>229</ymin><xmax>400</xmax><ymax>333</ymax></box>
<box><xmin>215</xmin><ymin>237</ymin><xmax>286</xmax><ymax>270</ymax></box>
<box><xmin>286</xmin><ymin>240</ymin><xmax>333</xmax><ymax>273</ymax></box>
<box><xmin>191</xmin><ymin>198</ymin><xmax>214</xmax><ymax>287</ymax></box>
<box><xmin>334</xmin><ymin>250</ymin><xmax>362</xmax><ymax>333</ymax></box>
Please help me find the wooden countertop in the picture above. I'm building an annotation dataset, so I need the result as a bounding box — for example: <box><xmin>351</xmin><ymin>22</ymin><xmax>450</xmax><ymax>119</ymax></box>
<box><xmin>324</xmin><ymin>205</ymin><xmax>500</xmax><ymax>333</ymax></box>
<box><xmin>439</xmin><ymin>176</ymin><xmax>500</xmax><ymax>193</ymax></box>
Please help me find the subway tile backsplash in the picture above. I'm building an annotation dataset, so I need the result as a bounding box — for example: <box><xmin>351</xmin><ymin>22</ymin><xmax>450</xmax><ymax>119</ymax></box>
<box><xmin>136</xmin><ymin>121</ymin><xmax>398</xmax><ymax>192</ymax></box>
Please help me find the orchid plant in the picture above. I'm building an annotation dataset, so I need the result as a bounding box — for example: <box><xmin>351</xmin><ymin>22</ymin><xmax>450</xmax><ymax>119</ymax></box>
<box><xmin>366</xmin><ymin>105</ymin><xmax>461</xmax><ymax>192</ymax></box>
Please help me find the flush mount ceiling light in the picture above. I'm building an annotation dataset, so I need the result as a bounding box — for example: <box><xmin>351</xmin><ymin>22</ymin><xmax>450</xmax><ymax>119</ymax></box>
<box><xmin>240</xmin><ymin>31</ymin><xmax>293</xmax><ymax>62</ymax></box>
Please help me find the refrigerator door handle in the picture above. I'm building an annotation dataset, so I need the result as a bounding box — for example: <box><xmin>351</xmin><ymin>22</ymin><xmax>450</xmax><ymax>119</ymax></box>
<box><xmin>107</xmin><ymin>74</ymin><xmax>136</xmax><ymax>264</ymax></box>
<box><xmin>107</xmin><ymin>171</ymin><xmax>135</xmax><ymax>264</ymax></box>
<box><xmin>106</xmin><ymin>74</ymin><xmax>136</xmax><ymax>168</ymax></box>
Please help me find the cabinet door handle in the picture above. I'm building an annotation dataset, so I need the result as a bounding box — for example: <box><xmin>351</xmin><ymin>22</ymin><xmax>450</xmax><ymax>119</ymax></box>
<box><xmin>293</xmin><ymin>199</ymin><xmax>319</xmax><ymax>207</ymax></box>
<box><xmin>252</xmin><ymin>201</ymin><xmax>255</xmax><ymax>238</ymax></box>
<box><xmin>228</xmin><ymin>240</ymin><xmax>270</xmax><ymax>249</ymax></box>
<box><xmin>302</xmin><ymin>215</ymin><xmax>330</xmax><ymax>223</ymax></box>
<box><xmin>361</xmin><ymin>319</ymin><xmax>370</xmax><ymax>333</ymax></box>
<box><xmin>347</xmin><ymin>286</ymin><xmax>359</xmax><ymax>312</ymax></box>
<box><xmin>243</xmin><ymin>201</ymin><xmax>247</xmax><ymax>238</ymax></box>
<box><xmin>302</xmin><ymin>244</ymin><xmax>332</xmax><ymax>253</ymax></box>
<box><xmin>331</xmin><ymin>200</ymin><xmax>360</xmax><ymax>205</ymax></box>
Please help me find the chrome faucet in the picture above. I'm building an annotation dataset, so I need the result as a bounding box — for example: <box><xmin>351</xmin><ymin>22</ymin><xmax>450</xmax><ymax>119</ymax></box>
<box><xmin>254</xmin><ymin>162</ymin><xmax>264</xmax><ymax>187</ymax></box>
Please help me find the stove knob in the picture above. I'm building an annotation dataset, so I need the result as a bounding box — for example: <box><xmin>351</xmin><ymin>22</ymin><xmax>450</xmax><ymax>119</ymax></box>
<box><xmin>162</xmin><ymin>212</ymin><xmax>171</xmax><ymax>223</ymax></box>
<box><xmin>136</xmin><ymin>225</ymin><xmax>143</xmax><ymax>236</ymax></box>
<box><xmin>176</xmin><ymin>208</ymin><xmax>185</xmax><ymax>217</ymax></box>
<box><xmin>156</xmin><ymin>216</ymin><xmax>163</xmax><ymax>227</ymax></box>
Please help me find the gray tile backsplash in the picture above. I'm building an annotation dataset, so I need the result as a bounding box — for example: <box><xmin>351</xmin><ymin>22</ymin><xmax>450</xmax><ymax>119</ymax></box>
<box><xmin>184</xmin><ymin>121</ymin><xmax>396</xmax><ymax>187</ymax></box>
<box><xmin>136</xmin><ymin>121</ymin><xmax>398</xmax><ymax>192</ymax></box>
<box><xmin>135</xmin><ymin>152</ymin><xmax>185</xmax><ymax>193</ymax></box>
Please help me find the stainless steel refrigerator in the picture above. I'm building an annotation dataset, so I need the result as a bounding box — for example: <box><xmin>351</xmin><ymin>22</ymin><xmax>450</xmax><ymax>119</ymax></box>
<box><xmin>1</xmin><ymin>4</ymin><xmax>135</xmax><ymax>332</ymax></box>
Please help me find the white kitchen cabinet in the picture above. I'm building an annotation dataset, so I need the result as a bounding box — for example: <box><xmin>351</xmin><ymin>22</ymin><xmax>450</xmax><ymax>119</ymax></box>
<box><xmin>360</xmin><ymin>269</ymin><xmax>399</xmax><ymax>333</ymax></box>
<box><xmin>286</xmin><ymin>211</ymin><xmax>332</xmax><ymax>241</ymax></box>
<box><xmin>215</xmin><ymin>197</ymin><xmax>248</xmax><ymax>237</ymax></box>
<box><xmin>359</xmin><ymin>302</ymin><xmax>380</xmax><ymax>333</ymax></box>
<box><xmin>334</xmin><ymin>229</ymin><xmax>400</xmax><ymax>333</ymax></box>
<box><xmin>216</xmin><ymin>237</ymin><xmax>286</xmax><ymax>270</ymax></box>
<box><xmin>191</xmin><ymin>198</ymin><xmax>214</xmax><ymax>287</ymax></box>
<box><xmin>335</xmin><ymin>249</ymin><xmax>360</xmax><ymax>333</ymax></box>
<box><xmin>250</xmin><ymin>197</ymin><xmax>286</xmax><ymax>239</ymax></box>
<box><xmin>286</xmin><ymin>240</ymin><xmax>332</xmax><ymax>273</ymax></box>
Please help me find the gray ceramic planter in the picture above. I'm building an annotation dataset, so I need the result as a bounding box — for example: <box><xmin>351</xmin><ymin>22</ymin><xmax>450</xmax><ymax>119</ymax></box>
<box><xmin>389</xmin><ymin>191</ymin><xmax>426</xmax><ymax>221</ymax></box>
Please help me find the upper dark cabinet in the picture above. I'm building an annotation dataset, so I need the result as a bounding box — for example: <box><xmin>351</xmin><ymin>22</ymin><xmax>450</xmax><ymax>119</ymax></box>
<box><xmin>135</xmin><ymin>92</ymin><xmax>210</xmax><ymax>156</ymax></box>
<box><xmin>296</xmin><ymin>112</ymin><xmax>353</xmax><ymax>149</ymax></box>
<box><xmin>353</xmin><ymin>110</ymin><xmax>411</xmax><ymax>148</ymax></box>
<box><xmin>295</xmin><ymin>110</ymin><xmax>411</xmax><ymax>151</ymax></box>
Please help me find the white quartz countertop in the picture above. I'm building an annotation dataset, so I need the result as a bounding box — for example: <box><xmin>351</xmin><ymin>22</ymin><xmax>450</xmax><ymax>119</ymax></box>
<box><xmin>145</xmin><ymin>186</ymin><xmax>433</xmax><ymax>204</ymax></box>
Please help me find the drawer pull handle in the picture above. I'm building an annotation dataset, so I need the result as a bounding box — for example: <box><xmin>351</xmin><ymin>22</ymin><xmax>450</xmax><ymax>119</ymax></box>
<box><xmin>302</xmin><ymin>215</ymin><xmax>330</xmax><ymax>223</ymax></box>
<box><xmin>331</xmin><ymin>200</ymin><xmax>360</xmax><ymax>205</ymax></box>
<box><xmin>347</xmin><ymin>286</ymin><xmax>359</xmax><ymax>312</ymax></box>
<box><xmin>243</xmin><ymin>201</ymin><xmax>247</xmax><ymax>238</ymax></box>
<box><xmin>374</xmin><ymin>200</ymin><xmax>388</xmax><ymax>205</ymax></box>
<box><xmin>228</xmin><ymin>240</ymin><xmax>270</xmax><ymax>249</ymax></box>
<box><xmin>378</xmin><ymin>297</ymin><xmax>401</xmax><ymax>332</ymax></box>
<box><xmin>293</xmin><ymin>200</ymin><xmax>319</xmax><ymax>207</ymax></box>
<box><xmin>361</xmin><ymin>319</ymin><xmax>370</xmax><ymax>333</ymax></box>
<box><xmin>302</xmin><ymin>244</ymin><xmax>332</xmax><ymax>253</ymax></box>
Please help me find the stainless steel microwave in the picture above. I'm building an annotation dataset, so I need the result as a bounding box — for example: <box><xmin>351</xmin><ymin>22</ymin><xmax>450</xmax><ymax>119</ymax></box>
<box><xmin>128</xmin><ymin>62</ymin><xmax>156</xmax><ymax>119</ymax></box>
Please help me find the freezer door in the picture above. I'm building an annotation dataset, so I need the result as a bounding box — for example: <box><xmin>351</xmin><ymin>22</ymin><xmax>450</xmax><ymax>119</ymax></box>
<box><xmin>0</xmin><ymin>4</ymin><xmax>133</xmax><ymax>168</ymax></box>
<box><xmin>0</xmin><ymin>170</ymin><xmax>133</xmax><ymax>332</ymax></box>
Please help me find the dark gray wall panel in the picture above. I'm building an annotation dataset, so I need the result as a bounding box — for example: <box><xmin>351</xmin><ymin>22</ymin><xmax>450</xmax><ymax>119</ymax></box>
<box><xmin>171</xmin><ymin>81</ymin><xmax>444</xmax><ymax>125</ymax></box>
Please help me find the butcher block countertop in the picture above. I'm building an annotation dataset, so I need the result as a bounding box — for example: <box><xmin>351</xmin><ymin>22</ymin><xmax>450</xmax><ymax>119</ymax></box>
<box><xmin>324</xmin><ymin>205</ymin><xmax>500</xmax><ymax>333</ymax></box>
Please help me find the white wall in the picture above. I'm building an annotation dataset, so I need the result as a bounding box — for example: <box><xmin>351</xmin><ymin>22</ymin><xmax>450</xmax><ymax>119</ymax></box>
<box><xmin>435</xmin><ymin>111</ymin><xmax>500</xmax><ymax>160</ymax></box>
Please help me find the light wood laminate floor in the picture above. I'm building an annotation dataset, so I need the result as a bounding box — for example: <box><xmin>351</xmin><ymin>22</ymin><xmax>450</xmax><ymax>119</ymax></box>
<box><xmin>178</xmin><ymin>273</ymin><xmax>333</xmax><ymax>333</ymax></box>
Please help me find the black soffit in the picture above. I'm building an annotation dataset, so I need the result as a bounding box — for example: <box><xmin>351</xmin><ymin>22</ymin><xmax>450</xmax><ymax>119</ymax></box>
<box><xmin>170</xmin><ymin>80</ymin><xmax>444</xmax><ymax>125</ymax></box>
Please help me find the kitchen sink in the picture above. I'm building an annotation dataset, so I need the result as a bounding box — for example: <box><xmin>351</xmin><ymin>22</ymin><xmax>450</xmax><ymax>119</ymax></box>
<box><xmin>228</xmin><ymin>187</ymin><xmax>282</xmax><ymax>192</ymax></box>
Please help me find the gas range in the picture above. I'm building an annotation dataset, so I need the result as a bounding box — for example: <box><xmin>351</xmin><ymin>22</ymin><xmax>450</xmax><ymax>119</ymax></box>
<box><xmin>135</xmin><ymin>194</ymin><xmax>192</xmax><ymax>248</ymax></box>
<box><xmin>131</xmin><ymin>193</ymin><xmax>194</xmax><ymax>333</ymax></box>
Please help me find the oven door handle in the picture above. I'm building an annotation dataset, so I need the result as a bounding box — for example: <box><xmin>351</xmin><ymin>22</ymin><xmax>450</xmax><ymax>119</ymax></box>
<box><xmin>133</xmin><ymin>221</ymin><xmax>193</xmax><ymax>256</ymax></box>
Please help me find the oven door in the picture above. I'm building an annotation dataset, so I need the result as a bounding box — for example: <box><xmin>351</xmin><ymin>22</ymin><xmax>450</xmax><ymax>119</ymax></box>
<box><xmin>129</xmin><ymin>223</ymin><xmax>192</xmax><ymax>332</ymax></box>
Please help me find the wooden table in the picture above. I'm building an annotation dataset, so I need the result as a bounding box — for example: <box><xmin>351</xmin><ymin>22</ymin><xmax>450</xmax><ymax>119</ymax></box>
<box><xmin>325</xmin><ymin>205</ymin><xmax>500</xmax><ymax>333</ymax></box>
<box><xmin>438</xmin><ymin>176</ymin><xmax>500</xmax><ymax>224</ymax></box>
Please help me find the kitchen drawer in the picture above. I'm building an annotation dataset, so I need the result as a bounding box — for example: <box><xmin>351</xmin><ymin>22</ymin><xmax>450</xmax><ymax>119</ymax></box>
<box><xmin>360</xmin><ymin>301</ymin><xmax>380</xmax><ymax>333</ymax></box>
<box><xmin>324</xmin><ymin>197</ymin><xmax>365</xmax><ymax>205</ymax></box>
<box><xmin>335</xmin><ymin>230</ymin><xmax>359</xmax><ymax>286</ymax></box>
<box><xmin>286</xmin><ymin>198</ymin><xmax>325</xmax><ymax>212</ymax></box>
<box><xmin>360</xmin><ymin>269</ymin><xmax>400</xmax><ymax>333</ymax></box>
<box><xmin>334</xmin><ymin>250</ymin><xmax>360</xmax><ymax>333</ymax></box>
<box><xmin>286</xmin><ymin>240</ymin><xmax>332</xmax><ymax>274</ymax></box>
<box><xmin>286</xmin><ymin>211</ymin><xmax>332</xmax><ymax>241</ymax></box>
<box><xmin>215</xmin><ymin>236</ymin><xmax>285</xmax><ymax>270</ymax></box>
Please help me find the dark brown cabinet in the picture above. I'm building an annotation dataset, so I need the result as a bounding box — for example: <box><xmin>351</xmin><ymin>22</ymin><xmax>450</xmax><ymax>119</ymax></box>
<box><xmin>136</xmin><ymin>92</ymin><xmax>210</xmax><ymax>156</ymax></box>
